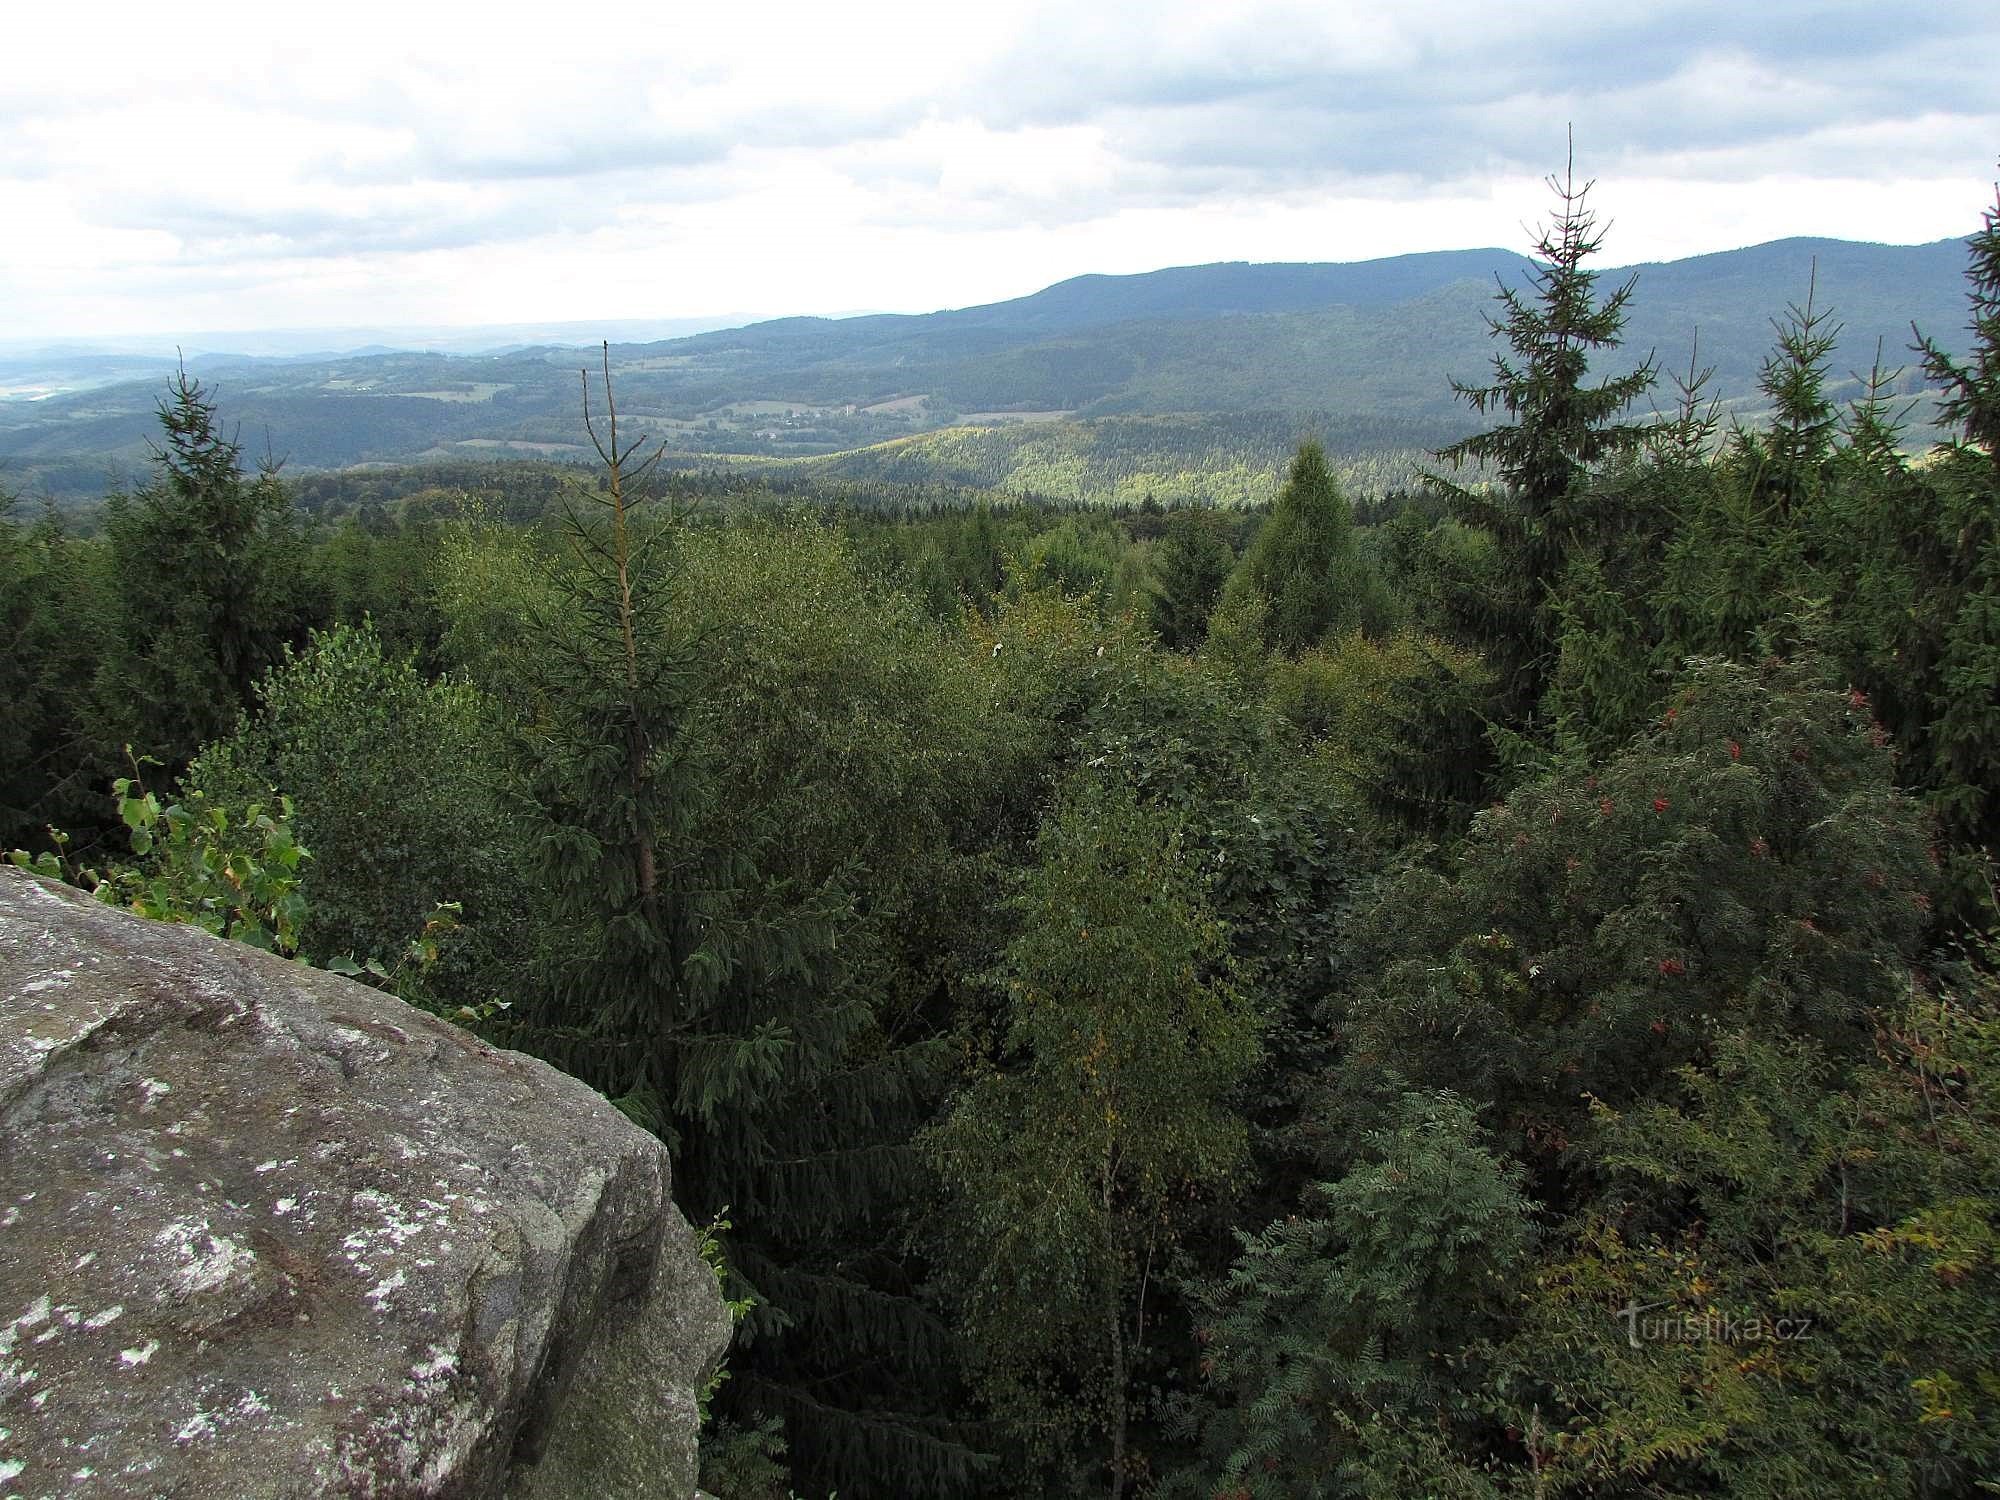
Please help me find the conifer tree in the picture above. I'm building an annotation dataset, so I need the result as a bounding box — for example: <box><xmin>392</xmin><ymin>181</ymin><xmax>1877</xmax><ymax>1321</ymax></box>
<box><xmin>1733</xmin><ymin>271</ymin><xmax>1841</xmax><ymax>520</ymax></box>
<box><xmin>1220</xmin><ymin>441</ymin><xmax>1368</xmax><ymax>656</ymax></box>
<box><xmin>1905</xmin><ymin>179</ymin><xmax>2000</xmax><ymax>876</ymax></box>
<box><xmin>502</xmin><ymin>350</ymin><xmax>993</xmax><ymax>1495</ymax></box>
<box><xmin>1432</xmin><ymin>144</ymin><xmax>1657</xmax><ymax>727</ymax></box>
<box><xmin>0</xmin><ymin>498</ymin><xmax>117</xmax><ymax>847</ymax></box>
<box><xmin>953</xmin><ymin>499</ymin><xmax>1008</xmax><ymax>612</ymax></box>
<box><xmin>1149</xmin><ymin>506</ymin><xmax>1234</xmax><ymax>650</ymax></box>
<box><xmin>1179</xmin><ymin>1092</ymin><xmax>1532</xmax><ymax>1499</ymax></box>
<box><xmin>1335</xmin><ymin>655</ymin><xmax>1932</xmax><ymax>1157</ymax></box>
<box><xmin>100</xmin><ymin>368</ymin><xmax>313</xmax><ymax>770</ymax></box>
<box><xmin>1487</xmin><ymin>975</ymin><xmax>2000</xmax><ymax>1495</ymax></box>
<box><xmin>1915</xmin><ymin>178</ymin><xmax>2000</xmax><ymax>470</ymax></box>
<box><xmin>513</xmin><ymin>344</ymin><xmax>731</xmax><ymax>1125</ymax></box>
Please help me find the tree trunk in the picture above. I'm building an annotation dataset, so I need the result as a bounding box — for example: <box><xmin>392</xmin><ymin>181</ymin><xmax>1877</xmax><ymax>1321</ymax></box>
<box><xmin>1103</xmin><ymin>1150</ymin><xmax>1127</xmax><ymax>1500</ymax></box>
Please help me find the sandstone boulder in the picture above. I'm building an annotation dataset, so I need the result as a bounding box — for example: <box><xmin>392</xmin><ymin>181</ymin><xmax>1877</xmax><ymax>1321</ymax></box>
<box><xmin>0</xmin><ymin>868</ymin><xmax>730</xmax><ymax>1498</ymax></box>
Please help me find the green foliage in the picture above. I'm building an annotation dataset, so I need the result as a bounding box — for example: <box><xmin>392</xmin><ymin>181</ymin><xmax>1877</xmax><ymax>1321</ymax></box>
<box><xmin>695</xmin><ymin>1211</ymin><xmax>764</xmax><ymax>1442</ymax></box>
<box><xmin>1434</xmin><ymin>159</ymin><xmax>1657</xmax><ymax>511</ymax></box>
<box><xmin>701</xmin><ymin>1418</ymin><xmax>796</xmax><ymax>1500</ymax></box>
<box><xmin>1915</xmin><ymin>178</ymin><xmax>2000</xmax><ymax>467</ymax></box>
<box><xmin>1542</xmin><ymin>546</ymin><xmax>1668</xmax><ymax>759</ymax></box>
<box><xmin>1177</xmin><ymin>1092</ymin><xmax>1533</xmax><ymax>1499</ymax></box>
<box><xmin>186</xmin><ymin>620</ymin><xmax>531</xmax><ymax>995</ymax></box>
<box><xmin>1898</xmin><ymin>184</ymin><xmax>2000</xmax><ymax>887</ymax></box>
<box><xmin>313</xmin><ymin>508</ymin><xmax>448</xmax><ymax>665</ymax></box>
<box><xmin>99</xmin><ymin>368</ymin><xmax>317</xmax><ymax>770</ymax></box>
<box><xmin>450</xmin><ymin>359</ymin><xmax>999</xmax><ymax>1494</ymax></box>
<box><xmin>12</xmin><ymin>770</ymin><xmax>308</xmax><ymax>955</ymax></box>
<box><xmin>1220</xmin><ymin>443</ymin><xmax>1373</xmax><ymax>656</ymax></box>
<box><xmin>953</xmin><ymin>500</ymin><xmax>1009</xmax><ymax>611</ymax></box>
<box><xmin>1432</xmin><ymin>156</ymin><xmax>1657</xmax><ymax>730</ymax></box>
<box><xmin>805</xmin><ymin>412</ymin><xmax>1460</xmax><ymax>508</ymax></box>
<box><xmin>0</xmin><ymin>497</ymin><xmax>120</xmax><ymax>849</ymax></box>
<box><xmin>927</xmin><ymin>775</ymin><xmax>1261</xmax><ymax>1494</ymax></box>
<box><xmin>1732</xmin><ymin>275</ymin><xmax>1841</xmax><ymax>518</ymax></box>
<box><xmin>1338</xmin><ymin>656</ymin><xmax>1933</xmax><ymax>1150</ymax></box>
<box><xmin>967</xmin><ymin>583</ymin><xmax>1372</xmax><ymax>1088</ymax></box>
<box><xmin>10</xmin><ymin>166</ymin><xmax>2000</xmax><ymax>1500</ymax></box>
<box><xmin>1524</xmin><ymin>182</ymin><xmax>2000</xmax><ymax>901</ymax></box>
<box><xmin>1486</xmin><ymin>968</ymin><xmax>2000</xmax><ymax>1497</ymax></box>
<box><xmin>637</xmin><ymin>520</ymin><xmax>997</xmax><ymax>1496</ymax></box>
<box><xmin>1267</xmin><ymin>629</ymin><xmax>1491</xmax><ymax>836</ymax></box>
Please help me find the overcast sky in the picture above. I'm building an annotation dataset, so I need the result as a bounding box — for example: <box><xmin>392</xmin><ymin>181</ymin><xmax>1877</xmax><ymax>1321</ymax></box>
<box><xmin>4</xmin><ymin>0</ymin><xmax>1995</xmax><ymax>341</ymax></box>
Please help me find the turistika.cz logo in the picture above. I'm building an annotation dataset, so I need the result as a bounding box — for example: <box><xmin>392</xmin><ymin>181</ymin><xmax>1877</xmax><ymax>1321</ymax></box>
<box><xmin>1615</xmin><ymin>1300</ymin><xmax>1814</xmax><ymax>1350</ymax></box>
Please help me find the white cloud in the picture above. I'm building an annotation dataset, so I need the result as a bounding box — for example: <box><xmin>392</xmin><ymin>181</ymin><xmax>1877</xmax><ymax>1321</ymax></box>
<box><xmin>2</xmin><ymin>0</ymin><xmax>1993</xmax><ymax>339</ymax></box>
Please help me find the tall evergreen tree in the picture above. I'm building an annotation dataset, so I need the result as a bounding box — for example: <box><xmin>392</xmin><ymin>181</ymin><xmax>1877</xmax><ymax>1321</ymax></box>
<box><xmin>508</xmin><ymin>346</ymin><xmax>723</xmax><ymax>1120</ymax></box>
<box><xmin>1915</xmin><ymin>178</ymin><xmax>2000</xmax><ymax>470</ymax></box>
<box><xmin>1334</xmin><ymin>655</ymin><xmax>1932</xmax><ymax>1163</ymax></box>
<box><xmin>1905</xmin><ymin>179</ymin><xmax>2000</xmax><ymax>879</ymax></box>
<box><xmin>0</xmin><ymin>498</ymin><xmax>118</xmax><ymax>847</ymax></box>
<box><xmin>100</xmin><ymin>368</ymin><xmax>314</xmax><ymax>770</ymax></box>
<box><xmin>1733</xmin><ymin>272</ymin><xmax>1841</xmax><ymax>521</ymax></box>
<box><xmin>953</xmin><ymin>499</ymin><xmax>1009</xmax><ymax>613</ymax></box>
<box><xmin>499</xmin><ymin>350</ymin><xmax>992</xmax><ymax>1496</ymax></box>
<box><xmin>1432</xmin><ymin>146</ymin><xmax>1657</xmax><ymax>728</ymax></box>
<box><xmin>1178</xmin><ymin>1092</ymin><xmax>1532</xmax><ymax>1500</ymax></box>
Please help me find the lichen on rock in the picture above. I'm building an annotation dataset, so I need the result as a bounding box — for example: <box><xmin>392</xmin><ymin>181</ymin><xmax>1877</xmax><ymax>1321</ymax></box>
<box><xmin>0</xmin><ymin>867</ymin><xmax>730</xmax><ymax>1498</ymax></box>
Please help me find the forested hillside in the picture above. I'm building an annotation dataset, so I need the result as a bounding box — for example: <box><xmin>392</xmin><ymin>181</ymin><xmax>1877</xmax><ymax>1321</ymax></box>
<box><xmin>0</xmin><ymin>236</ymin><xmax>1971</xmax><ymax>505</ymax></box>
<box><xmin>6</xmin><ymin>174</ymin><xmax>1999</xmax><ymax>1500</ymax></box>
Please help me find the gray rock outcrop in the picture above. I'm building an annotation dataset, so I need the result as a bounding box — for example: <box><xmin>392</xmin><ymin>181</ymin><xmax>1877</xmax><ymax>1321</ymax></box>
<box><xmin>0</xmin><ymin>868</ymin><xmax>730</xmax><ymax>1498</ymax></box>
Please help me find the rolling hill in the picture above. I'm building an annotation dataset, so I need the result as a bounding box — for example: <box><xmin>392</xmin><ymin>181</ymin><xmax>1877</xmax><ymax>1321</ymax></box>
<box><xmin>0</xmin><ymin>236</ymin><xmax>1975</xmax><ymax>504</ymax></box>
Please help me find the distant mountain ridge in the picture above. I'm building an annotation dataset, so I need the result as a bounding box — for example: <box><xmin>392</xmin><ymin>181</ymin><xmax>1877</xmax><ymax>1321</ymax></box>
<box><xmin>815</xmin><ymin>248</ymin><xmax>1540</xmax><ymax>336</ymax></box>
<box><xmin>0</xmin><ymin>235</ymin><xmax>1975</xmax><ymax>502</ymax></box>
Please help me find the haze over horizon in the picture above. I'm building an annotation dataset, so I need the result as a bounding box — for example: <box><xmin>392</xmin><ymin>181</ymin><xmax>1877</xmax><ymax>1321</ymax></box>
<box><xmin>5</xmin><ymin>0</ymin><xmax>1996</xmax><ymax>342</ymax></box>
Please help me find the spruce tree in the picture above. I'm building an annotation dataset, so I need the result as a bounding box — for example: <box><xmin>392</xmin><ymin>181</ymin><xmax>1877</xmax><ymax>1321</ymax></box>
<box><xmin>1149</xmin><ymin>506</ymin><xmax>1234</xmax><ymax>650</ymax></box>
<box><xmin>503</xmin><ymin>350</ymin><xmax>990</xmax><ymax>1495</ymax></box>
<box><xmin>1915</xmin><ymin>178</ymin><xmax>2000</xmax><ymax>471</ymax></box>
<box><xmin>1905</xmin><ymin>179</ymin><xmax>2000</xmax><ymax>873</ymax></box>
<box><xmin>1180</xmin><ymin>1092</ymin><xmax>1532</xmax><ymax>1499</ymax></box>
<box><xmin>100</xmin><ymin>368</ymin><xmax>313</xmax><ymax>770</ymax></box>
<box><xmin>1335</xmin><ymin>654</ymin><xmax>1932</xmax><ymax>1156</ymax></box>
<box><xmin>512</xmin><ymin>344</ymin><xmax>728</xmax><ymax>1124</ymax></box>
<box><xmin>1221</xmin><ymin>441</ymin><xmax>1367</xmax><ymax>656</ymax></box>
<box><xmin>1432</xmin><ymin>146</ymin><xmax>1656</xmax><ymax>728</ymax></box>
<box><xmin>0</xmin><ymin>499</ymin><xmax>118</xmax><ymax>847</ymax></box>
<box><xmin>1733</xmin><ymin>271</ymin><xmax>1841</xmax><ymax>520</ymax></box>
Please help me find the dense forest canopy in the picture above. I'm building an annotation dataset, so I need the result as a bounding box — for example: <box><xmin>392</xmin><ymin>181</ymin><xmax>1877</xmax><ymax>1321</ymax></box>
<box><xmin>6</xmin><ymin>170</ymin><xmax>1999</xmax><ymax>1500</ymax></box>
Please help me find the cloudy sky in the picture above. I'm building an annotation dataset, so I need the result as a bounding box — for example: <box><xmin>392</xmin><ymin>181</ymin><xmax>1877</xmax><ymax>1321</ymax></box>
<box><xmin>4</xmin><ymin>0</ymin><xmax>1995</xmax><ymax>341</ymax></box>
